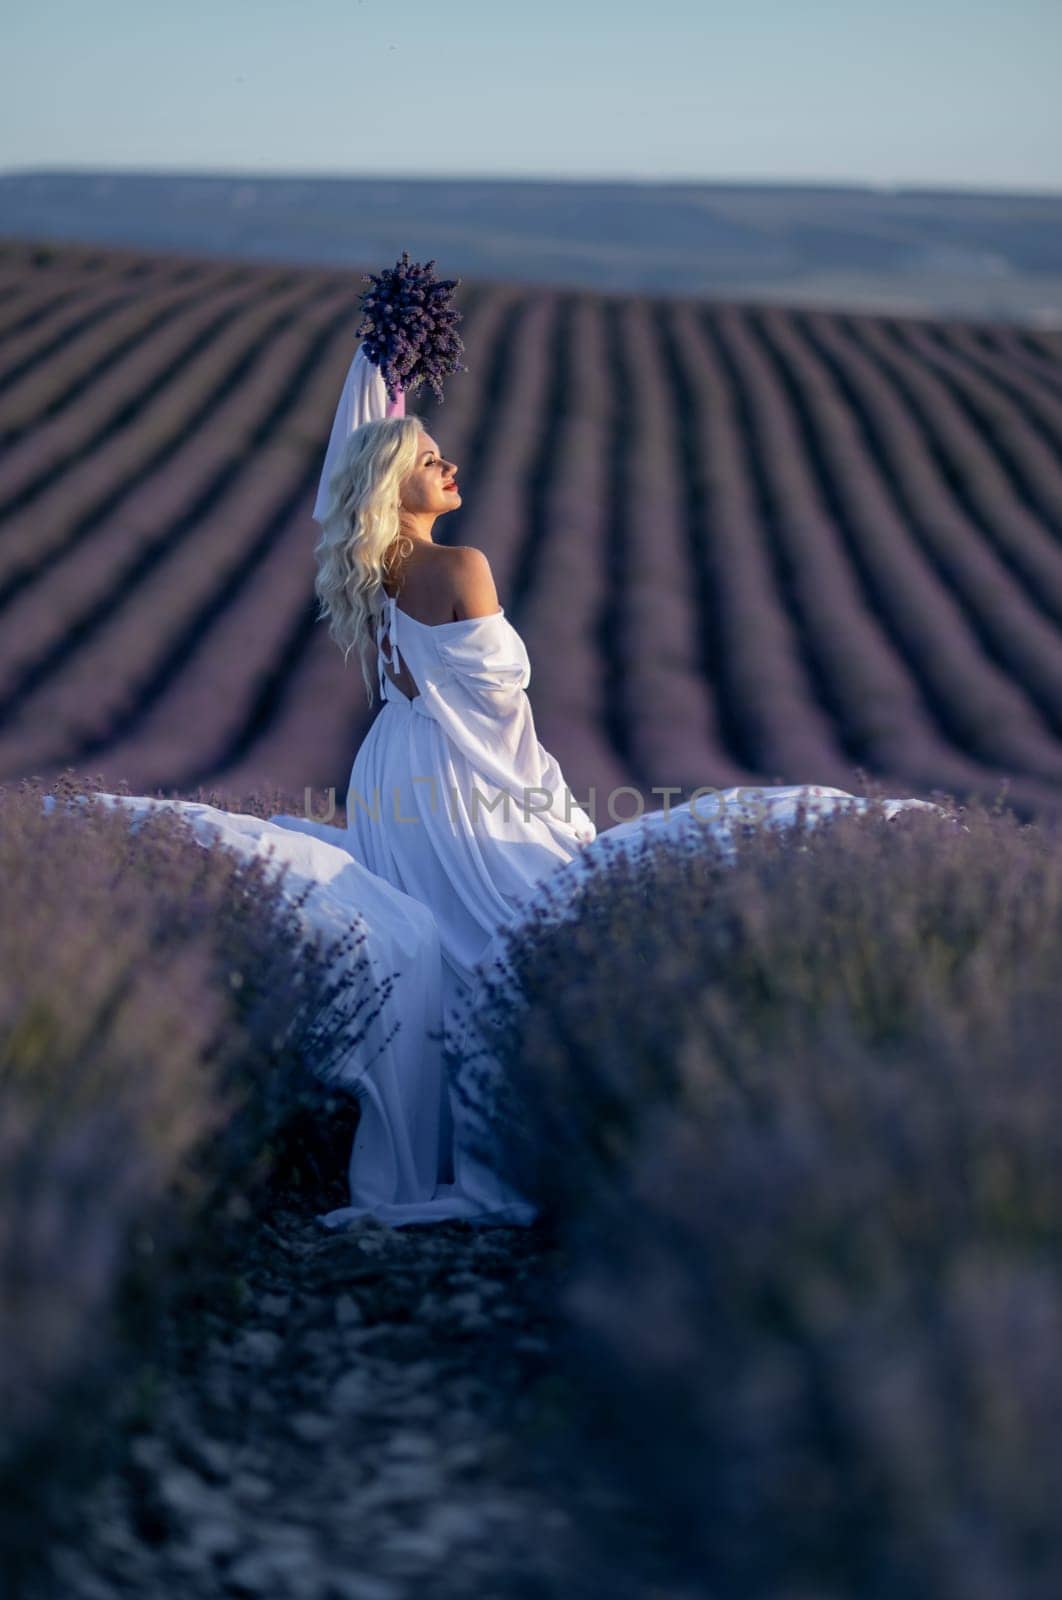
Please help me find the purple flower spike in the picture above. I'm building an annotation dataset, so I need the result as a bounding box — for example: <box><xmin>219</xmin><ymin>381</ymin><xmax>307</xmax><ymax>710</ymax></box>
<box><xmin>355</xmin><ymin>250</ymin><xmax>467</xmax><ymax>405</ymax></box>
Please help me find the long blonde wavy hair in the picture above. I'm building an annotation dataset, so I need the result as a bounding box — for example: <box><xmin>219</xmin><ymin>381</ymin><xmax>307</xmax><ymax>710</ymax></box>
<box><xmin>312</xmin><ymin>414</ymin><xmax>427</xmax><ymax>706</ymax></box>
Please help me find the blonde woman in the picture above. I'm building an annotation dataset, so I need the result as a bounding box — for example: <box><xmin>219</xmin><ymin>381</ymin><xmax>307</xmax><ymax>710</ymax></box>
<box><xmin>313</xmin><ymin>414</ymin><xmax>597</xmax><ymax>1042</ymax></box>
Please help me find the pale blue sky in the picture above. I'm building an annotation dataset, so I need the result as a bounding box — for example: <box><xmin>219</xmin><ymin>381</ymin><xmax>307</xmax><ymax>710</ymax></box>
<box><xmin>2</xmin><ymin>0</ymin><xmax>1060</xmax><ymax>189</ymax></box>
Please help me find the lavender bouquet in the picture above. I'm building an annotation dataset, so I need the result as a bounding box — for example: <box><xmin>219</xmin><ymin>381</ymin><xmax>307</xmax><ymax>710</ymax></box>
<box><xmin>355</xmin><ymin>250</ymin><xmax>466</xmax><ymax>405</ymax></box>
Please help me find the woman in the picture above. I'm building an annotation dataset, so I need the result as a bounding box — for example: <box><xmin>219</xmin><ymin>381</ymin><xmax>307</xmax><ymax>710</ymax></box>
<box><xmin>44</xmin><ymin>408</ymin><xmax>600</xmax><ymax>1232</ymax></box>
<box><xmin>312</xmin><ymin>414</ymin><xmax>597</xmax><ymax>1046</ymax></box>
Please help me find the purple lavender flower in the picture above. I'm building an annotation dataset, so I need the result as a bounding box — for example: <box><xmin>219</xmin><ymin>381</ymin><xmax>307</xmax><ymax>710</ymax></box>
<box><xmin>355</xmin><ymin>251</ymin><xmax>466</xmax><ymax>404</ymax></box>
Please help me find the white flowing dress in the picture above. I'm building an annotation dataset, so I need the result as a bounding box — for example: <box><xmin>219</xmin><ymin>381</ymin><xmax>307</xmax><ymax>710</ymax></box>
<box><xmin>43</xmin><ymin>595</ymin><xmax>943</xmax><ymax>1231</ymax></box>
<box><xmin>348</xmin><ymin>594</ymin><xmax>596</xmax><ymax>1035</ymax></box>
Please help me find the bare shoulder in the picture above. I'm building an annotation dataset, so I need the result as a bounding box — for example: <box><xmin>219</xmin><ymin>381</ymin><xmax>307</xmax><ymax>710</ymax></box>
<box><xmin>444</xmin><ymin>546</ymin><xmax>500</xmax><ymax>621</ymax></box>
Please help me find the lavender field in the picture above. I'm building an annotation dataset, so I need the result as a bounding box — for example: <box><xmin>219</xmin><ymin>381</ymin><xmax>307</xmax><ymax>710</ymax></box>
<box><xmin>2</xmin><ymin>235</ymin><xmax>1062</xmax><ymax>822</ymax></box>
<box><xmin>5</xmin><ymin>225</ymin><xmax>1062</xmax><ymax>1595</ymax></box>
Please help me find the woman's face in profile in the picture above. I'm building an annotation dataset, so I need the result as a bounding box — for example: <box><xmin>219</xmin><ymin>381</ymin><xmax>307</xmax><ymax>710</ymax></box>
<box><xmin>400</xmin><ymin>433</ymin><xmax>462</xmax><ymax>516</ymax></box>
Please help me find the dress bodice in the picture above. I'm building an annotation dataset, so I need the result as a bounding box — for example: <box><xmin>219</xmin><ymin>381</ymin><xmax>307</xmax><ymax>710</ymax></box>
<box><xmin>375</xmin><ymin>593</ymin><xmax>529</xmax><ymax>710</ymax></box>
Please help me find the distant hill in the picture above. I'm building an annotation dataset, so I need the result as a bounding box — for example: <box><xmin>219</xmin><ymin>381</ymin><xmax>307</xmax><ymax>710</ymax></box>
<box><xmin>2</xmin><ymin>236</ymin><xmax>1062</xmax><ymax>822</ymax></box>
<box><xmin>1</xmin><ymin>170</ymin><xmax>1061</xmax><ymax>323</ymax></box>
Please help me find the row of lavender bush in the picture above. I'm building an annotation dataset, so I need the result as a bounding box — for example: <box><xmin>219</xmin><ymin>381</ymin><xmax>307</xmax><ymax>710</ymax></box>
<box><xmin>471</xmin><ymin>794</ymin><xmax>1062</xmax><ymax>1599</ymax></box>
<box><xmin>9</xmin><ymin>248</ymin><xmax>1062</xmax><ymax>815</ymax></box>
<box><xmin>0</xmin><ymin>774</ymin><xmax>367</xmax><ymax>1589</ymax></box>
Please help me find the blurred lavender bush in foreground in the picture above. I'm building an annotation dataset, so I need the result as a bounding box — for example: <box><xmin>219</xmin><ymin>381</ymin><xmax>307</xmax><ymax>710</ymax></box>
<box><xmin>0</xmin><ymin>773</ymin><xmax>371</xmax><ymax>1581</ymax></box>
<box><xmin>466</xmin><ymin>796</ymin><xmax>1062</xmax><ymax>1599</ymax></box>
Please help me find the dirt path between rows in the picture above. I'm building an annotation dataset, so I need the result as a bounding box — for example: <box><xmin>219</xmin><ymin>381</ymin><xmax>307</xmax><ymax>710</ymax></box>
<box><xmin>42</xmin><ymin>1199</ymin><xmax>693</xmax><ymax>1600</ymax></box>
